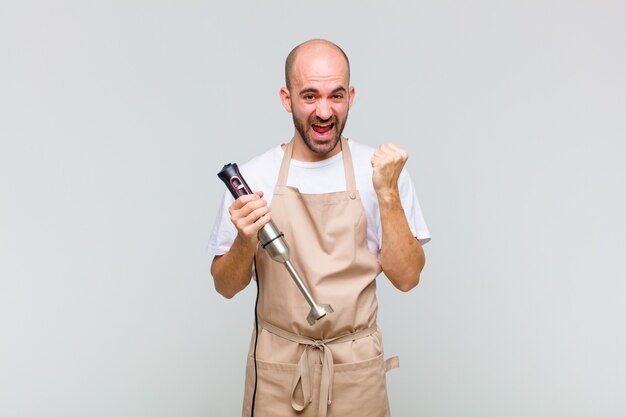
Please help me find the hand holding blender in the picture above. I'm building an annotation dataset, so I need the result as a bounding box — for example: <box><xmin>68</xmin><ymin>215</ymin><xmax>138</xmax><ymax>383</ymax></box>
<box><xmin>218</xmin><ymin>163</ymin><xmax>334</xmax><ymax>325</ymax></box>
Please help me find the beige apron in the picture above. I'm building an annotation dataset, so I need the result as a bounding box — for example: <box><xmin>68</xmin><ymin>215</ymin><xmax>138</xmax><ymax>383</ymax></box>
<box><xmin>242</xmin><ymin>138</ymin><xmax>398</xmax><ymax>417</ymax></box>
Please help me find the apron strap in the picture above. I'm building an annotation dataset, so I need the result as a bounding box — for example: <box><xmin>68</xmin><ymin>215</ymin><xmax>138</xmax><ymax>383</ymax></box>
<box><xmin>340</xmin><ymin>137</ymin><xmax>357</xmax><ymax>193</ymax></box>
<box><xmin>276</xmin><ymin>137</ymin><xmax>357</xmax><ymax>192</ymax></box>
<box><xmin>276</xmin><ymin>140</ymin><xmax>294</xmax><ymax>186</ymax></box>
<box><xmin>384</xmin><ymin>355</ymin><xmax>400</xmax><ymax>372</ymax></box>
<box><xmin>261</xmin><ymin>320</ymin><xmax>377</xmax><ymax>417</ymax></box>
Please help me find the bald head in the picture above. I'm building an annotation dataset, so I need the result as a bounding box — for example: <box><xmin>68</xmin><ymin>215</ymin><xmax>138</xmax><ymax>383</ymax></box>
<box><xmin>284</xmin><ymin>39</ymin><xmax>351</xmax><ymax>90</ymax></box>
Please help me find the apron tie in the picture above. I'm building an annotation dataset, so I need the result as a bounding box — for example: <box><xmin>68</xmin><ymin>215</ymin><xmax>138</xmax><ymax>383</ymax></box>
<box><xmin>261</xmin><ymin>320</ymin><xmax>377</xmax><ymax>417</ymax></box>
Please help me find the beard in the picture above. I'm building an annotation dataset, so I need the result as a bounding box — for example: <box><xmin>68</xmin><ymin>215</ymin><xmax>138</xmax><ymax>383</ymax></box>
<box><xmin>292</xmin><ymin>112</ymin><xmax>349</xmax><ymax>155</ymax></box>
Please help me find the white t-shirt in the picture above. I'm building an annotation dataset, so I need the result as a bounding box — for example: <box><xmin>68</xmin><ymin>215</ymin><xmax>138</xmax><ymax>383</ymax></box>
<box><xmin>208</xmin><ymin>139</ymin><xmax>430</xmax><ymax>260</ymax></box>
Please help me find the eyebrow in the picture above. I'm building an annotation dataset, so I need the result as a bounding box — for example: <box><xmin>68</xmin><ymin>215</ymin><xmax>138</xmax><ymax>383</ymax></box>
<box><xmin>299</xmin><ymin>86</ymin><xmax>347</xmax><ymax>95</ymax></box>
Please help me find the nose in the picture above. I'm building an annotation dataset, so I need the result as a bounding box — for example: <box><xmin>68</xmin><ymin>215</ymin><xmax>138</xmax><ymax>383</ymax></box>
<box><xmin>315</xmin><ymin>99</ymin><xmax>332</xmax><ymax>121</ymax></box>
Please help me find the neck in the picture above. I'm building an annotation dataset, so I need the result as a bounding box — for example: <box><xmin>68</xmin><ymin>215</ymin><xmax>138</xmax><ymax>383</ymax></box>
<box><xmin>289</xmin><ymin>133</ymin><xmax>343</xmax><ymax>162</ymax></box>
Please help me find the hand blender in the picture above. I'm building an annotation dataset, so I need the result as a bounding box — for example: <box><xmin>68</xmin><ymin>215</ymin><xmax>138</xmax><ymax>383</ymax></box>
<box><xmin>218</xmin><ymin>163</ymin><xmax>334</xmax><ymax>325</ymax></box>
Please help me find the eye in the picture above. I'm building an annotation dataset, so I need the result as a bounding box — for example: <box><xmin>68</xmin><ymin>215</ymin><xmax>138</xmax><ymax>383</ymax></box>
<box><xmin>303</xmin><ymin>94</ymin><xmax>315</xmax><ymax>101</ymax></box>
<box><xmin>332</xmin><ymin>94</ymin><xmax>344</xmax><ymax>100</ymax></box>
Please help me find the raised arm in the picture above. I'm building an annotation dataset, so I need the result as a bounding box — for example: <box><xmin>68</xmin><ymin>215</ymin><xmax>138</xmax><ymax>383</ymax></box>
<box><xmin>371</xmin><ymin>144</ymin><xmax>425</xmax><ymax>292</ymax></box>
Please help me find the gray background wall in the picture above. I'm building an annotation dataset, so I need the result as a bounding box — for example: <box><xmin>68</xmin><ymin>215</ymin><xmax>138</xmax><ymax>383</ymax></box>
<box><xmin>1</xmin><ymin>1</ymin><xmax>624</xmax><ymax>416</ymax></box>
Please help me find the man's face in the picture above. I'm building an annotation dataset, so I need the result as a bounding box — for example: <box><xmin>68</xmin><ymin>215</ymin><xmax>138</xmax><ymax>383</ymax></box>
<box><xmin>281</xmin><ymin>49</ymin><xmax>355</xmax><ymax>157</ymax></box>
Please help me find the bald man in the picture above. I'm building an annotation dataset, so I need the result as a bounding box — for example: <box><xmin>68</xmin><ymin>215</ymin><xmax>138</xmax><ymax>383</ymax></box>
<box><xmin>209</xmin><ymin>39</ymin><xmax>430</xmax><ymax>417</ymax></box>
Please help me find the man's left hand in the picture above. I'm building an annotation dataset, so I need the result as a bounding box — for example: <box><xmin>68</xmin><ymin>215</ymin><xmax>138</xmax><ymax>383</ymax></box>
<box><xmin>371</xmin><ymin>143</ymin><xmax>408</xmax><ymax>197</ymax></box>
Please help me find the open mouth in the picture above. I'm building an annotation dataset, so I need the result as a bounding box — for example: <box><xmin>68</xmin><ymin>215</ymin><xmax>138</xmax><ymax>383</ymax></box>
<box><xmin>311</xmin><ymin>123</ymin><xmax>335</xmax><ymax>135</ymax></box>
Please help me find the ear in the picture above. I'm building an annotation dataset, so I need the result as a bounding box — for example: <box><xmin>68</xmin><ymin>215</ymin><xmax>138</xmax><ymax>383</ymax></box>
<box><xmin>348</xmin><ymin>86</ymin><xmax>356</xmax><ymax>109</ymax></box>
<box><xmin>280</xmin><ymin>87</ymin><xmax>292</xmax><ymax>113</ymax></box>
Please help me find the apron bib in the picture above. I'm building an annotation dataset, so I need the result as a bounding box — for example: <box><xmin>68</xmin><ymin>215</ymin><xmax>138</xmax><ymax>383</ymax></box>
<box><xmin>242</xmin><ymin>138</ymin><xmax>398</xmax><ymax>417</ymax></box>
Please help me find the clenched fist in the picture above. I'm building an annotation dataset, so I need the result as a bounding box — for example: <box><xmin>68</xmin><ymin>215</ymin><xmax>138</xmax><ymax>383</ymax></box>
<box><xmin>228</xmin><ymin>191</ymin><xmax>272</xmax><ymax>245</ymax></box>
<box><xmin>370</xmin><ymin>144</ymin><xmax>408</xmax><ymax>197</ymax></box>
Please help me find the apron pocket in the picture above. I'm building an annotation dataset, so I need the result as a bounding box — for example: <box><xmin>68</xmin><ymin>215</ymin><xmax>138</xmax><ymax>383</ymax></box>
<box><xmin>243</xmin><ymin>356</ymin><xmax>305</xmax><ymax>417</ymax></box>
<box><xmin>243</xmin><ymin>353</ymin><xmax>392</xmax><ymax>417</ymax></box>
<box><xmin>328</xmin><ymin>353</ymin><xmax>390</xmax><ymax>417</ymax></box>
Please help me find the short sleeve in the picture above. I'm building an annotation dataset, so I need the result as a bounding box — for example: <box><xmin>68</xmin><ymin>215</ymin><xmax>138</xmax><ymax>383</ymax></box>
<box><xmin>398</xmin><ymin>169</ymin><xmax>431</xmax><ymax>245</ymax></box>
<box><xmin>207</xmin><ymin>189</ymin><xmax>237</xmax><ymax>256</ymax></box>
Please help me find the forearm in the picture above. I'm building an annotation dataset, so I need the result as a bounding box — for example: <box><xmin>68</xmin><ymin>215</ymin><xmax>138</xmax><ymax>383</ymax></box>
<box><xmin>378</xmin><ymin>190</ymin><xmax>425</xmax><ymax>292</ymax></box>
<box><xmin>211</xmin><ymin>235</ymin><xmax>258</xmax><ymax>299</ymax></box>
